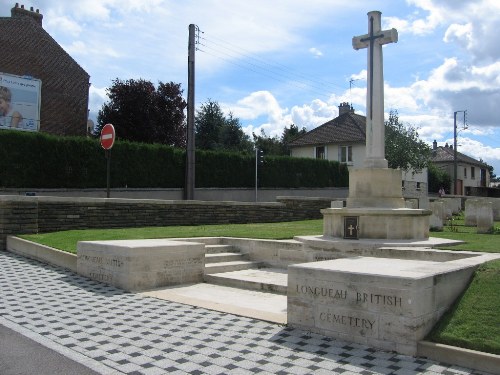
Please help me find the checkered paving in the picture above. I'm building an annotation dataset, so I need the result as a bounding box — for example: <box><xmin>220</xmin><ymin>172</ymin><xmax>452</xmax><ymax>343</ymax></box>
<box><xmin>0</xmin><ymin>252</ymin><xmax>490</xmax><ymax>375</ymax></box>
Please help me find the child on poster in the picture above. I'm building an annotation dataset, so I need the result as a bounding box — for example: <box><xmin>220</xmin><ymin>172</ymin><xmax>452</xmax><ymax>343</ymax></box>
<box><xmin>0</xmin><ymin>86</ymin><xmax>23</xmax><ymax>128</ymax></box>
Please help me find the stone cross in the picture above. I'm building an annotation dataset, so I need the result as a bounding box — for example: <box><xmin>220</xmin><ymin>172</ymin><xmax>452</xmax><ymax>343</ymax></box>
<box><xmin>353</xmin><ymin>11</ymin><xmax>398</xmax><ymax>169</ymax></box>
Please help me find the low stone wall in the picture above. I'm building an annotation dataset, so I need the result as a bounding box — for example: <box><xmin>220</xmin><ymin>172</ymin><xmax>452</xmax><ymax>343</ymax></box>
<box><xmin>0</xmin><ymin>195</ymin><xmax>331</xmax><ymax>250</ymax></box>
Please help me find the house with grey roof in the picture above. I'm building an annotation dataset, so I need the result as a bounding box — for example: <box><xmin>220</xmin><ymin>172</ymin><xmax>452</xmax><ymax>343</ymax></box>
<box><xmin>431</xmin><ymin>141</ymin><xmax>490</xmax><ymax>195</ymax></box>
<box><xmin>0</xmin><ymin>3</ymin><xmax>90</xmax><ymax>136</ymax></box>
<box><xmin>289</xmin><ymin>103</ymin><xmax>427</xmax><ymax>198</ymax></box>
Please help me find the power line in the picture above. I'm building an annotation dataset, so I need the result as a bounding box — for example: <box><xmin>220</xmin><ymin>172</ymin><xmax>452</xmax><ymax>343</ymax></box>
<box><xmin>196</xmin><ymin>31</ymin><xmax>352</xmax><ymax>99</ymax></box>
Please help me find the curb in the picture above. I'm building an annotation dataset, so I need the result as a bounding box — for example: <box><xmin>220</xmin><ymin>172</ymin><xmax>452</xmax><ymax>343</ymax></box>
<box><xmin>418</xmin><ymin>341</ymin><xmax>500</xmax><ymax>375</ymax></box>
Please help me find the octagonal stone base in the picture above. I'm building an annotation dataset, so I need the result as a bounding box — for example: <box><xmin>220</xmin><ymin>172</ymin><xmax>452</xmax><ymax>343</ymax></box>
<box><xmin>322</xmin><ymin>207</ymin><xmax>431</xmax><ymax>240</ymax></box>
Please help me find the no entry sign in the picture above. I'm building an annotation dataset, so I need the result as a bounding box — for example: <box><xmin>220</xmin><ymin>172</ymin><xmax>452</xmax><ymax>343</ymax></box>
<box><xmin>100</xmin><ymin>123</ymin><xmax>115</xmax><ymax>150</ymax></box>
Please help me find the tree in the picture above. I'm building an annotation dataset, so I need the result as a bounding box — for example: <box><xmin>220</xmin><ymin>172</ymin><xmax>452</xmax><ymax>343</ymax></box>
<box><xmin>428</xmin><ymin>162</ymin><xmax>451</xmax><ymax>193</ymax></box>
<box><xmin>253</xmin><ymin>124</ymin><xmax>307</xmax><ymax>156</ymax></box>
<box><xmin>253</xmin><ymin>129</ymin><xmax>282</xmax><ymax>155</ymax></box>
<box><xmin>281</xmin><ymin>124</ymin><xmax>307</xmax><ymax>155</ymax></box>
<box><xmin>385</xmin><ymin>110</ymin><xmax>431</xmax><ymax>173</ymax></box>
<box><xmin>96</xmin><ymin>79</ymin><xmax>187</xmax><ymax>147</ymax></box>
<box><xmin>195</xmin><ymin>100</ymin><xmax>253</xmax><ymax>153</ymax></box>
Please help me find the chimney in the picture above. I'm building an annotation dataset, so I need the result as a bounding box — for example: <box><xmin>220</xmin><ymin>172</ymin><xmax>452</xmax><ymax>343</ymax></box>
<box><xmin>11</xmin><ymin>3</ymin><xmax>43</xmax><ymax>26</ymax></box>
<box><xmin>338</xmin><ymin>102</ymin><xmax>354</xmax><ymax>116</ymax></box>
<box><xmin>433</xmin><ymin>140</ymin><xmax>437</xmax><ymax>150</ymax></box>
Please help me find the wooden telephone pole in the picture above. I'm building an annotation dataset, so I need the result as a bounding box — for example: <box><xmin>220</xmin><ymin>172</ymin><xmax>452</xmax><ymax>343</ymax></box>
<box><xmin>184</xmin><ymin>24</ymin><xmax>196</xmax><ymax>200</ymax></box>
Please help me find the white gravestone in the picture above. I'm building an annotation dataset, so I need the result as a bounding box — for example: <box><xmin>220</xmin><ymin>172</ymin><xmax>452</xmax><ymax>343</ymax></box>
<box><xmin>477</xmin><ymin>201</ymin><xmax>494</xmax><ymax>234</ymax></box>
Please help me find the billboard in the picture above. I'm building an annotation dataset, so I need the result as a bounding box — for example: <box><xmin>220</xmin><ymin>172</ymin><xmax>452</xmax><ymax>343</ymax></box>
<box><xmin>0</xmin><ymin>72</ymin><xmax>42</xmax><ymax>132</ymax></box>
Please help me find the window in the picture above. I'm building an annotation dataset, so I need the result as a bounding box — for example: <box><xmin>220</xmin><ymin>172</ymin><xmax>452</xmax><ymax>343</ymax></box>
<box><xmin>464</xmin><ymin>167</ymin><xmax>467</xmax><ymax>178</ymax></box>
<box><xmin>471</xmin><ymin>167</ymin><xmax>475</xmax><ymax>179</ymax></box>
<box><xmin>416</xmin><ymin>182</ymin><xmax>421</xmax><ymax>191</ymax></box>
<box><xmin>315</xmin><ymin>146</ymin><xmax>325</xmax><ymax>159</ymax></box>
<box><xmin>339</xmin><ymin>146</ymin><xmax>352</xmax><ymax>163</ymax></box>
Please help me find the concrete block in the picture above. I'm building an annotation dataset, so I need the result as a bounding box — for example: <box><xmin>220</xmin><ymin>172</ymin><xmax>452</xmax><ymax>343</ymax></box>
<box><xmin>287</xmin><ymin>256</ymin><xmax>481</xmax><ymax>356</ymax></box>
<box><xmin>77</xmin><ymin>239</ymin><xmax>205</xmax><ymax>291</ymax></box>
<box><xmin>331</xmin><ymin>200</ymin><xmax>344</xmax><ymax>208</ymax></box>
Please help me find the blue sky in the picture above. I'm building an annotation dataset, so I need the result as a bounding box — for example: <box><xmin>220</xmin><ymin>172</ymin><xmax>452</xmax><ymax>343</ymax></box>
<box><xmin>2</xmin><ymin>0</ymin><xmax>500</xmax><ymax>174</ymax></box>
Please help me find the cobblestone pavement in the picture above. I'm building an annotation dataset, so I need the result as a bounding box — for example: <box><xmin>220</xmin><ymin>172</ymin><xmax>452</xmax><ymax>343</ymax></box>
<box><xmin>0</xmin><ymin>252</ymin><xmax>491</xmax><ymax>375</ymax></box>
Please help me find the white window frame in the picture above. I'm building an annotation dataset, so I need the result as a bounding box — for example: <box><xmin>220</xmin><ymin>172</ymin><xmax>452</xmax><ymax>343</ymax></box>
<box><xmin>315</xmin><ymin>146</ymin><xmax>326</xmax><ymax>160</ymax></box>
<box><xmin>339</xmin><ymin>145</ymin><xmax>353</xmax><ymax>164</ymax></box>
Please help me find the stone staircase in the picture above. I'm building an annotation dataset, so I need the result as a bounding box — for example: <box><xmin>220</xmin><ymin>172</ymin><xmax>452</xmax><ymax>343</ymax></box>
<box><xmin>204</xmin><ymin>244</ymin><xmax>288</xmax><ymax>295</ymax></box>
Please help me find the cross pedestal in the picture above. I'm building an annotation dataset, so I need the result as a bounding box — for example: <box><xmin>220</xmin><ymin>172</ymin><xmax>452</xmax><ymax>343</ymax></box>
<box><xmin>321</xmin><ymin>11</ymin><xmax>430</xmax><ymax>240</ymax></box>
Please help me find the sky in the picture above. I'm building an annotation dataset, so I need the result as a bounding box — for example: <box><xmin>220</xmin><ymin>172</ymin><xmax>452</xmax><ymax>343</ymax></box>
<box><xmin>2</xmin><ymin>0</ymin><xmax>500</xmax><ymax>175</ymax></box>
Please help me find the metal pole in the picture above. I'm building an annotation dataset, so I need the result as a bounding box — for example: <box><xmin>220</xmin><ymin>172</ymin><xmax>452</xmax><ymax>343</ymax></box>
<box><xmin>255</xmin><ymin>148</ymin><xmax>258</xmax><ymax>202</ymax></box>
<box><xmin>106</xmin><ymin>150</ymin><xmax>111</xmax><ymax>198</ymax></box>
<box><xmin>453</xmin><ymin>111</ymin><xmax>457</xmax><ymax>195</ymax></box>
<box><xmin>184</xmin><ymin>24</ymin><xmax>196</xmax><ymax>200</ymax></box>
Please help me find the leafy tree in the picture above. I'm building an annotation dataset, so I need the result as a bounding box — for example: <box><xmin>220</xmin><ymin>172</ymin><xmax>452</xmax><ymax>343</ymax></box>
<box><xmin>428</xmin><ymin>162</ymin><xmax>451</xmax><ymax>194</ymax></box>
<box><xmin>195</xmin><ymin>100</ymin><xmax>253</xmax><ymax>152</ymax></box>
<box><xmin>253</xmin><ymin>129</ymin><xmax>282</xmax><ymax>155</ymax></box>
<box><xmin>281</xmin><ymin>124</ymin><xmax>307</xmax><ymax>155</ymax></box>
<box><xmin>385</xmin><ymin>110</ymin><xmax>431</xmax><ymax>173</ymax></box>
<box><xmin>253</xmin><ymin>124</ymin><xmax>307</xmax><ymax>156</ymax></box>
<box><xmin>96</xmin><ymin>79</ymin><xmax>187</xmax><ymax>147</ymax></box>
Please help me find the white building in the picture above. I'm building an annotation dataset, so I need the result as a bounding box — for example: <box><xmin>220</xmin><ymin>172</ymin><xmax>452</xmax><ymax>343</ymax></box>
<box><xmin>289</xmin><ymin>103</ymin><xmax>427</xmax><ymax>198</ymax></box>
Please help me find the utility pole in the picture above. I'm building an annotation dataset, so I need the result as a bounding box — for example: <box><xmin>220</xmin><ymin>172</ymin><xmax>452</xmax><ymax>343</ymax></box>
<box><xmin>453</xmin><ymin>110</ymin><xmax>467</xmax><ymax>195</ymax></box>
<box><xmin>255</xmin><ymin>149</ymin><xmax>264</xmax><ymax>202</ymax></box>
<box><xmin>184</xmin><ymin>24</ymin><xmax>197</xmax><ymax>200</ymax></box>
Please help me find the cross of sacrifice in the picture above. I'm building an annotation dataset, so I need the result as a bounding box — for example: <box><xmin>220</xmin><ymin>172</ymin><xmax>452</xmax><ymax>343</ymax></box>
<box><xmin>352</xmin><ymin>11</ymin><xmax>398</xmax><ymax>169</ymax></box>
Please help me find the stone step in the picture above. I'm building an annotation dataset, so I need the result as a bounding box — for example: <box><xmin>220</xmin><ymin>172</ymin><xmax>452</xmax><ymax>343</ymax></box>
<box><xmin>204</xmin><ymin>260</ymin><xmax>261</xmax><ymax>275</ymax></box>
<box><xmin>205</xmin><ymin>252</ymin><xmax>245</xmax><ymax>264</ymax></box>
<box><xmin>205</xmin><ymin>268</ymin><xmax>288</xmax><ymax>295</ymax></box>
<box><xmin>205</xmin><ymin>244</ymin><xmax>239</xmax><ymax>254</ymax></box>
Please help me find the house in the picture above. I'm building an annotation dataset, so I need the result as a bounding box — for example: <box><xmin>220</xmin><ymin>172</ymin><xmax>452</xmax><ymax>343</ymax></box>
<box><xmin>0</xmin><ymin>3</ymin><xmax>90</xmax><ymax>136</ymax></box>
<box><xmin>289</xmin><ymin>102</ymin><xmax>427</xmax><ymax>198</ymax></box>
<box><xmin>430</xmin><ymin>141</ymin><xmax>490</xmax><ymax>196</ymax></box>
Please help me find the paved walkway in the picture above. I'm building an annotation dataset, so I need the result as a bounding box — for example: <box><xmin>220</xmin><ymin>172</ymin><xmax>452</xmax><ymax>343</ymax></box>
<box><xmin>0</xmin><ymin>252</ymin><xmax>490</xmax><ymax>375</ymax></box>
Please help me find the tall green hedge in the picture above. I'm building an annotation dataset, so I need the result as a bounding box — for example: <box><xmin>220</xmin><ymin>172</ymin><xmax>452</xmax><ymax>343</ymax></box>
<box><xmin>0</xmin><ymin>130</ymin><xmax>348</xmax><ymax>189</ymax></box>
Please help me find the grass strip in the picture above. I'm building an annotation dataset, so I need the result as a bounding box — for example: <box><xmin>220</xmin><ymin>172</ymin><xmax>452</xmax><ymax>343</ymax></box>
<box><xmin>18</xmin><ymin>219</ymin><xmax>324</xmax><ymax>254</ymax></box>
<box><xmin>426</xmin><ymin>259</ymin><xmax>500</xmax><ymax>355</ymax></box>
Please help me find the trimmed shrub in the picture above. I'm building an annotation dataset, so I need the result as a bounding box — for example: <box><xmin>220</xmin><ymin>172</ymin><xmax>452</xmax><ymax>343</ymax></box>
<box><xmin>0</xmin><ymin>130</ymin><xmax>348</xmax><ymax>189</ymax></box>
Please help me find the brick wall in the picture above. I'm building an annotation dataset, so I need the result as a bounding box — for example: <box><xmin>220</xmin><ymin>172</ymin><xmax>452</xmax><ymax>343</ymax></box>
<box><xmin>0</xmin><ymin>196</ymin><xmax>331</xmax><ymax>250</ymax></box>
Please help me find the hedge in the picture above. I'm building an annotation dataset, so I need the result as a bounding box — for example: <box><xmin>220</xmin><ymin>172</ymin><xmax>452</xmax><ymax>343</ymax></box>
<box><xmin>0</xmin><ymin>130</ymin><xmax>348</xmax><ymax>189</ymax></box>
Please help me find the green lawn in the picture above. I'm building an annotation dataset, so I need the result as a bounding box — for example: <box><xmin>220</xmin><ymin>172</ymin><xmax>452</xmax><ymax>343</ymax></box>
<box><xmin>19</xmin><ymin>220</ymin><xmax>324</xmax><ymax>254</ymax></box>
<box><xmin>18</xmin><ymin>216</ymin><xmax>500</xmax><ymax>354</ymax></box>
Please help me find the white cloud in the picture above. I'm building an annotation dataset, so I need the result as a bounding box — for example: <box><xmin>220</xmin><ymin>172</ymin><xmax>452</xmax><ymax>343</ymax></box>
<box><xmin>45</xmin><ymin>14</ymin><xmax>82</xmax><ymax>36</ymax></box>
<box><xmin>309</xmin><ymin>47</ymin><xmax>323</xmax><ymax>58</ymax></box>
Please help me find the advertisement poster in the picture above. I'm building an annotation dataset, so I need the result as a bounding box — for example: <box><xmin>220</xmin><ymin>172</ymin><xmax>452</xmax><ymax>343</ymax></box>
<box><xmin>0</xmin><ymin>72</ymin><xmax>42</xmax><ymax>132</ymax></box>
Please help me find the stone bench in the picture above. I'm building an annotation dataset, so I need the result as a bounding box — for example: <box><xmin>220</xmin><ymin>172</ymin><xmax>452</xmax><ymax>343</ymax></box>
<box><xmin>77</xmin><ymin>239</ymin><xmax>205</xmax><ymax>292</ymax></box>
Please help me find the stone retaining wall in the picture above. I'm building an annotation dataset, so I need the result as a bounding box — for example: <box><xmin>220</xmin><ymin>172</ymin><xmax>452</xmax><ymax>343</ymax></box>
<box><xmin>0</xmin><ymin>195</ymin><xmax>331</xmax><ymax>250</ymax></box>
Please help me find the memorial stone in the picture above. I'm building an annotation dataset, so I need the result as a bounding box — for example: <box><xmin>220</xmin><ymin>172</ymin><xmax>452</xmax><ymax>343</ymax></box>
<box><xmin>77</xmin><ymin>239</ymin><xmax>205</xmax><ymax>292</ymax></box>
<box><xmin>429</xmin><ymin>201</ymin><xmax>444</xmax><ymax>231</ymax></box>
<box><xmin>465</xmin><ymin>199</ymin><xmax>478</xmax><ymax>226</ymax></box>
<box><xmin>476</xmin><ymin>201</ymin><xmax>494</xmax><ymax>234</ymax></box>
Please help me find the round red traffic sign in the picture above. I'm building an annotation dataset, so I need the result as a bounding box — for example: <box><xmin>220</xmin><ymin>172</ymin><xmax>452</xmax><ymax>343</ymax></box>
<box><xmin>100</xmin><ymin>123</ymin><xmax>115</xmax><ymax>150</ymax></box>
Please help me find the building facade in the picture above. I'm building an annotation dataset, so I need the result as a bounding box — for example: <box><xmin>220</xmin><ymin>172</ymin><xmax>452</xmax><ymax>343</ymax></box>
<box><xmin>430</xmin><ymin>141</ymin><xmax>490</xmax><ymax>196</ymax></box>
<box><xmin>0</xmin><ymin>3</ymin><xmax>90</xmax><ymax>136</ymax></box>
<box><xmin>289</xmin><ymin>103</ymin><xmax>428</xmax><ymax>198</ymax></box>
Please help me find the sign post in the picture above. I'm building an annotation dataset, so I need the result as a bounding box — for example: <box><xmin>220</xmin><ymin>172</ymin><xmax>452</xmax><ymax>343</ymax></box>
<box><xmin>100</xmin><ymin>124</ymin><xmax>115</xmax><ymax>198</ymax></box>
